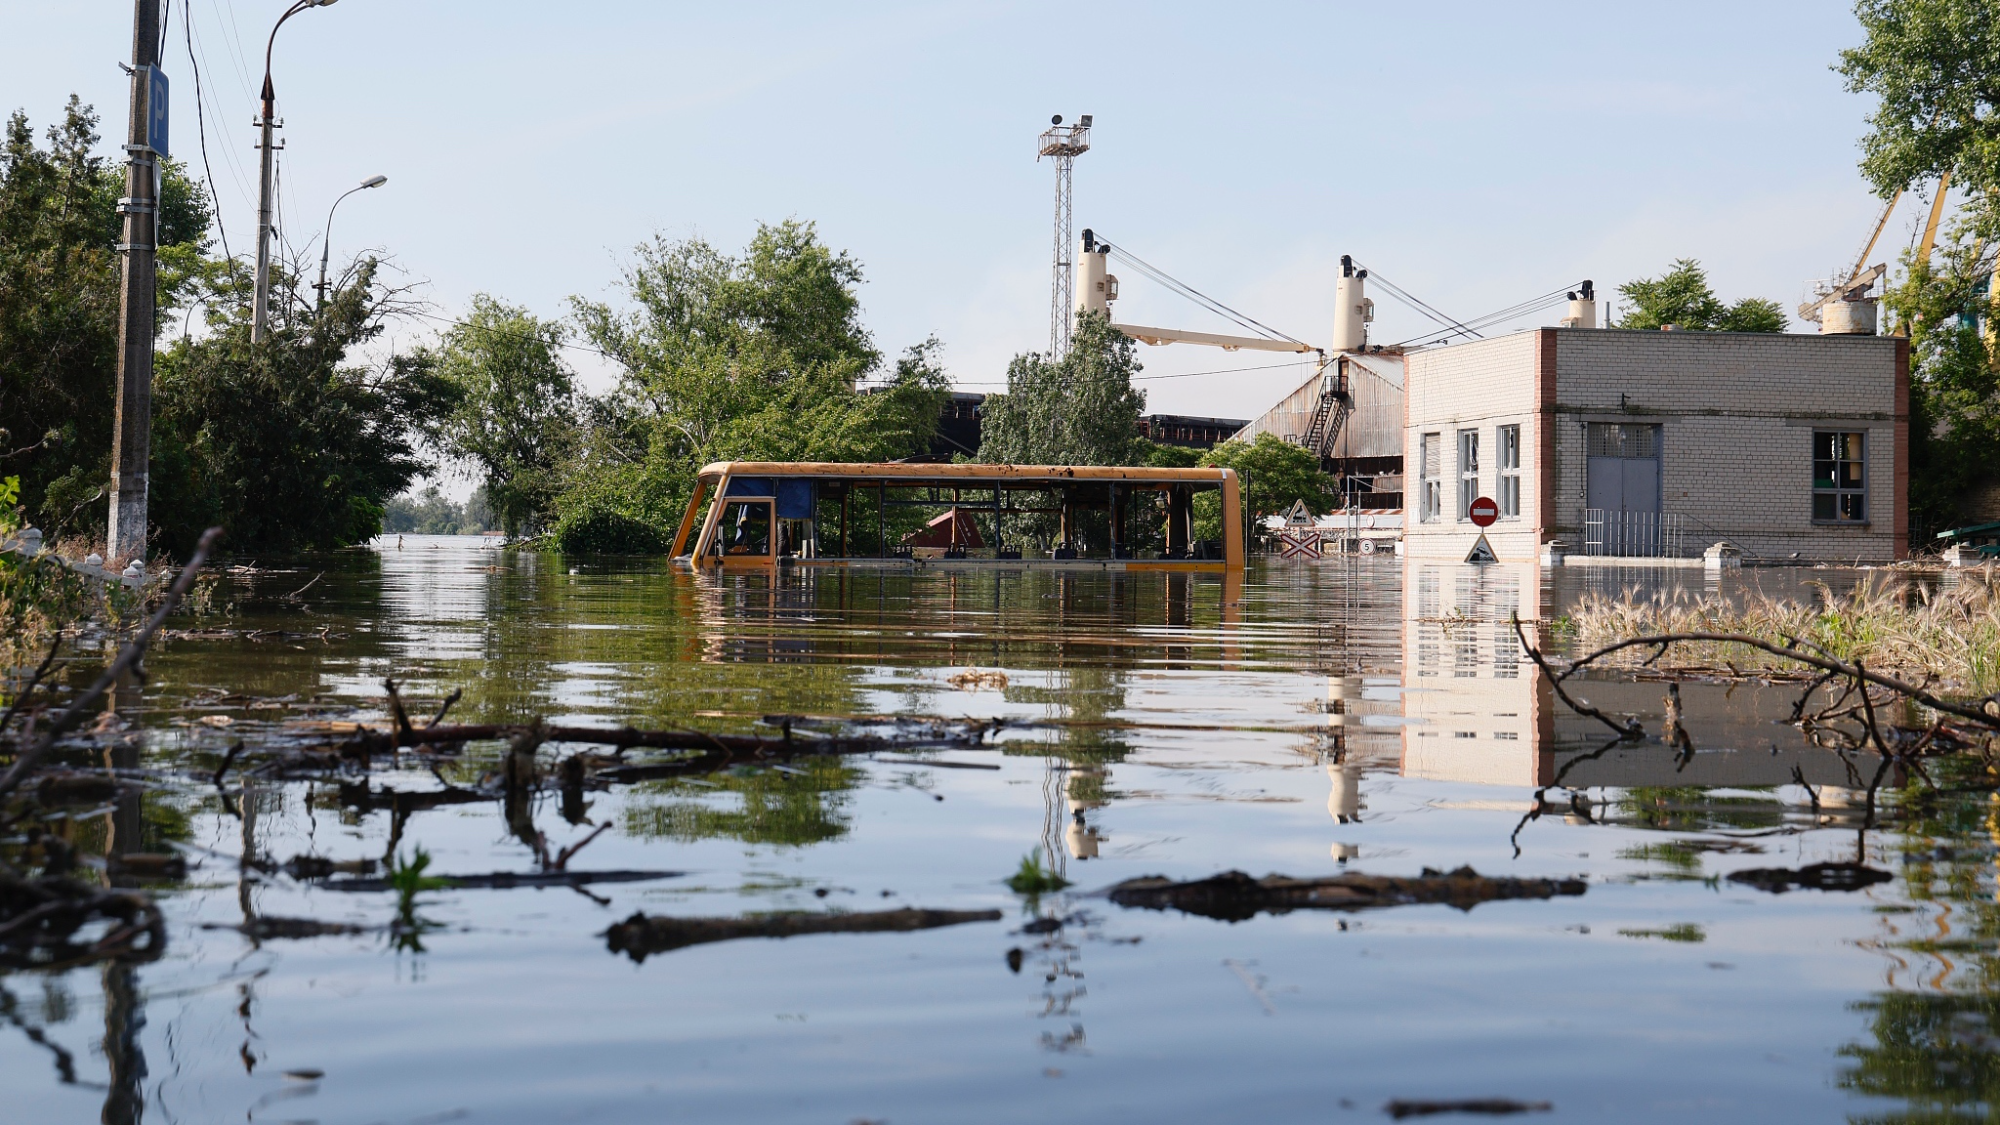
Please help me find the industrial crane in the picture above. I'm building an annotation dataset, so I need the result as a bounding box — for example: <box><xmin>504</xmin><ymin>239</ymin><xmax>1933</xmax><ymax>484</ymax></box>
<box><xmin>1800</xmin><ymin>174</ymin><xmax>1955</xmax><ymax>332</ymax></box>
<box><xmin>1073</xmin><ymin>230</ymin><xmax>1366</xmax><ymax>460</ymax></box>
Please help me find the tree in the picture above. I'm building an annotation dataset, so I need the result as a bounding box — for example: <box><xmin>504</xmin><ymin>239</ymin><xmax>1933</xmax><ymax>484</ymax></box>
<box><xmin>149</xmin><ymin>259</ymin><xmax>457</xmax><ymax>554</ymax></box>
<box><xmin>1615</xmin><ymin>259</ymin><xmax>1787</xmax><ymax>333</ymax></box>
<box><xmin>383</xmin><ymin>483</ymin><xmax>493</xmax><ymax>535</ymax></box>
<box><xmin>1882</xmin><ymin>233</ymin><xmax>2000</xmax><ymax>537</ymax></box>
<box><xmin>1203</xmin><ymin>432</ymin><xmax>1339</xmax><ymax>528</ymax></box>
<box><xmin>977</xmin><ymin>312</ymin><xmax>1147</xmax><ymax>466</ymax></box>
<box><xmin>557</xmin><ymin>221</ymin><xmax>949</xmax><ymax>552</ymax></box>
<box><xmin>1840</xmin><ymin>0</ymin><xmax>2000</xmax><ymax>533</ymax></box>
<box><xmin>434</xmin><ymin>295</ymin><xmax>578</xmax><ymax>536</ymax></box>
<box><xmin>1839</xmin><ymin>0</ymin><xmax>2000</xmax><ymax>239</ymax></box>
<box><xmin>0</xmin><ymin>98</ymin><xmax>213</xmax><ymax>536</ymax></box>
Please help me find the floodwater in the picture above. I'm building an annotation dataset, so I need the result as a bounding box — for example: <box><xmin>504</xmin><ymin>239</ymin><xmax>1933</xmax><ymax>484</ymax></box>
<box><xmin>2</xmin><ymin>537</ymin><xmax>1990</xmax><ymax>1123</ymax></box>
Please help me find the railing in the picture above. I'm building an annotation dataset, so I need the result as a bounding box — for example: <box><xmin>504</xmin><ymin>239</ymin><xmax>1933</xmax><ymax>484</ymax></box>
<box><xmin>1583</xmin><ymin>509</ymin><xmax>1684</xmax><ymax>558</ymax></box>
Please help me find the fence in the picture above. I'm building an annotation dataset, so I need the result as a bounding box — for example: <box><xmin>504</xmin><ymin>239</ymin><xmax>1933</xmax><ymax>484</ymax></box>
<box><xmin>1583</xmin><ymin>509</ymin><xmax>1684</xmax><ymax>558</ymax></box>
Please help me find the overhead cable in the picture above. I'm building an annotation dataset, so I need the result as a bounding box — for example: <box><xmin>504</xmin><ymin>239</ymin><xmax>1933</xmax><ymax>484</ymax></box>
<box><xmin>1097</xmin><ymin>239</ymin><xmax>1308</xmax><ymax>347</ymax></box>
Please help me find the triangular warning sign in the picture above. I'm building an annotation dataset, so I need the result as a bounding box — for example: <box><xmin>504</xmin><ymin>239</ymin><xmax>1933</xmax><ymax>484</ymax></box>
<box><xmin>1465</xmin><ymin>533</ymin><xmax>1498</xmax><ymax>564</ymax></box>
<box><xmin>1285</xmin><ymin>499</ymin><xmax>1313</xmax><ymax>527</ymax></box>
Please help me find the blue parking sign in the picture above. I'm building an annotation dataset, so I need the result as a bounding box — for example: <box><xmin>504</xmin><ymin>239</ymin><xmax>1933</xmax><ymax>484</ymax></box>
<box><xmin>142</xmin><ymin>66</ymin><xmax>168</xmax><ymax>156</ymax></box>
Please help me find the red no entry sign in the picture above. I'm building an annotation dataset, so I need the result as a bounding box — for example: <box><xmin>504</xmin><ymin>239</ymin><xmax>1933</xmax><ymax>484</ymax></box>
<box><xmin>1469</xmin><ymin>497</ymin><xmax>1498</xmax><ymax>527</ymax></box>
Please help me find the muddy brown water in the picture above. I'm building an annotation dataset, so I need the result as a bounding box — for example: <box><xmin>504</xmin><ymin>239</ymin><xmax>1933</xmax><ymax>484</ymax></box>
<box><xmin>1</xmin><ymin>537</ymin><xmax>1989</xmax><ymax>1123</ymax></box>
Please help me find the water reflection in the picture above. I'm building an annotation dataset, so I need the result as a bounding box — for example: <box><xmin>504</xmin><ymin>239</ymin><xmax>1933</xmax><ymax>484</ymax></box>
<box><xmin>13</xmin><ymin>538</ymin><xmax>2000</xmax><ymax>1121</ymax></box>
<box><xmin>1399</xmin><ymin>558</ymin><xmax>1893</xmax><ymax>794</ymax></box>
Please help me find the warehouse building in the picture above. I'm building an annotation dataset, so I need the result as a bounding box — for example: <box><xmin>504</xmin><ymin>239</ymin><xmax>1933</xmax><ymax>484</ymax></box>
<box><xmin>1232</xmin><ymin>351</ymin><xmax>1407</xmax><ymax>508</ymax></box>
<box><xmin>1400</xmin><ymin>326</ymin><xmax>1909</xmax><ymax>564</ymax></box>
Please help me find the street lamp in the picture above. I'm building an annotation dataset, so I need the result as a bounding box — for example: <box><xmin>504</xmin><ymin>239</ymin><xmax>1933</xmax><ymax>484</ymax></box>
<box><xmin>316</xmin><ymin>174</ymin><xmax>386</xmax><ymax>312</ymax></box>
<box><xmin>251</xmin><ymin>0</ymin><xmax>340</xmax><ymax>343</ymax></box>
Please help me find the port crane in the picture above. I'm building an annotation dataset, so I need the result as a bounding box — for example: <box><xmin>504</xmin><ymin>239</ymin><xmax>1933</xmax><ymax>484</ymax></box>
<box><xmin>1799</xmin><ymin>174</ymin><xmax>1956</xmax><ymax>331</ymax></box>
<box><xmin>1073</xmin><ymin>230</ymin><xmax>1367</xmax><ymax>460</ymax></box>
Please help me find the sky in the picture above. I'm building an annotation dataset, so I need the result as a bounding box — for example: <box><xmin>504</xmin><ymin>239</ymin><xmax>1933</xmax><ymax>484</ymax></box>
<box><xmin>2</xmin><ymin>1</ymin><xmax>1921</xmax><ymax>423</ymax></box>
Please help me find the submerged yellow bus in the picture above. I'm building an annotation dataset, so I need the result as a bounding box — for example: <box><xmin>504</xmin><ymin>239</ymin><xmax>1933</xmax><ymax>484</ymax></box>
<box><xmin>673</xmin><ymin>461</ymin><xmax>1243</xmax><ymax>571</ymax></box>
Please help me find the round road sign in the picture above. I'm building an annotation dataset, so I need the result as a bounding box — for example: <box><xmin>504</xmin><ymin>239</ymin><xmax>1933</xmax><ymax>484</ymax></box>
<box><xmin>1469</xmin><ymin>497</ymin><xmax>1499</xmax><ymax>527</ymax></box>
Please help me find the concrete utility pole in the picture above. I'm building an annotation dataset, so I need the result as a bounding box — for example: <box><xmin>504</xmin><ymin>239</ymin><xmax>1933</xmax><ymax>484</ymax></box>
<box><xmin>253</xmin><ymin>0</ymin><xmax>338</xmax><ymax>343</ymax></box>
<box><xmin>108</xmin><ymin>0</ymin><xmax>162</xmax><ymax>562</ymax></box>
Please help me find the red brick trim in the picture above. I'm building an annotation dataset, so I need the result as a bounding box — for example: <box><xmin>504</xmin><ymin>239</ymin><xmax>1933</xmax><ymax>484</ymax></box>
<box><xmin>1535</xmin><ymin>329</ymin><xmax>1558</xmax><ymax>543</ymax></box>
<box><xmin>1894</xmin><ymin>335</ymin><xmax>1910</xmax><ymax>559</ymax></box>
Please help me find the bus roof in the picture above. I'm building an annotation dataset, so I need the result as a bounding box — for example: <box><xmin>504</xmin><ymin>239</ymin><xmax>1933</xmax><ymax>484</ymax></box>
<box><xmin>695</xmin><ymin>461</ymin><xmax>1233</xmax><ymax>485</ymax></box>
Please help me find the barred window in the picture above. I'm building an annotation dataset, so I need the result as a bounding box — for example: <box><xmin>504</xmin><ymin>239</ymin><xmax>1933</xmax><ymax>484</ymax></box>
<box><xmin>1813</xmin><ymin>431</ymin><xmax>1866</xmax><ymax>522</ymax></box>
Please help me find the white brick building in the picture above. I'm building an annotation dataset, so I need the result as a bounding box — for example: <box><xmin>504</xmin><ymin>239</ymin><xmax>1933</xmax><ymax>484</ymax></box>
<box><xmin>1402</xmin><ymin>328</ymin><xmax>1909</xmax><ymax>563</ymax></box>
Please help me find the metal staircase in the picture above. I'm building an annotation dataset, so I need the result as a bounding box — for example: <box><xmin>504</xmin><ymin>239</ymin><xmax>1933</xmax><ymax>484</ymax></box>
<box><xmin>1301</xmin><ymin>359</ymin><xmax>1354</xmax><ymax>459</ymax></box>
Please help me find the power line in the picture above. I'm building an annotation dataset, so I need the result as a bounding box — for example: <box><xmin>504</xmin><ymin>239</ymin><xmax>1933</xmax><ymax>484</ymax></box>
<box><xmin>1098</xmin><ymin>239</ymin><xmax>1307</xmax><ymax>346</ymax></box>
<box><xmin>187</xmin><ymin>13</ymin><xmax>256</xmax><ymax>225</ymax></box>
<box><xmin>182</xmin><ymin>0</ymin><xmax>231</xmax><ymax>263</ymax></box>
<box><xmin>951</xmin><ymin>357</ymin><xmax>1310</xmax><ymax>388</ymax></box>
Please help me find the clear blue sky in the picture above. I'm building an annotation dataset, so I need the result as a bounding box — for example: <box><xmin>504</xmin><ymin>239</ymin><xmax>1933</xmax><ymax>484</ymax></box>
<box><xmin>4</xmin><ymin>2</ymin><xmax>1913</xmax><ymax>419</ymax></box>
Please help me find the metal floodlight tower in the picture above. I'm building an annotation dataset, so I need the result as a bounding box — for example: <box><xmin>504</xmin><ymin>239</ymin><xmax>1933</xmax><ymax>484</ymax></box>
<box><xmin>1037</xmin><ymin>113</ymin><xmax>1091</xmax><ymax>356</ymax></box>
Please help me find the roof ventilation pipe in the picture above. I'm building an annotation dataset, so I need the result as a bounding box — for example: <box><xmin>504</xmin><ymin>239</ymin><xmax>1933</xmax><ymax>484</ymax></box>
<box><xmin>1332</xmin><ymin>255</ymin><xmax>1371</xmax><ymax>353</ymax></box>
<box><xmin>1560</xmin><ymin>280</ymin><xmax>1597</xmax><ymax>329</ymax></box>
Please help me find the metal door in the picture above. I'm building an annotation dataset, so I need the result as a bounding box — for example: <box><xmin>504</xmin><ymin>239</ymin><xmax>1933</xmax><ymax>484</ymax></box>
<box><xmin>1585</xmin><ymin>424</ymin><xmax>1662</xmax><ymax>555</ymax></box>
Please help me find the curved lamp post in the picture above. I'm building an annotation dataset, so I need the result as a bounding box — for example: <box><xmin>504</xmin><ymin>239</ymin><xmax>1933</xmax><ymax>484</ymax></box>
<box><xmin>315</xmin><ymin>174</ymin><xmax>386</xmax><ymax>311</ymax></box>
<box><xmin>251</xmin><ymin>0</ymin><xmax>340</xmax><ymax>342</ymax></box>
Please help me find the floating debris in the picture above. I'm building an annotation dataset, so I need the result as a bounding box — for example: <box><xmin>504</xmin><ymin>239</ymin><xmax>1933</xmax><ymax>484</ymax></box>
<box><xmin>1385</xmin><ymin>1097</ymin><xmax>1552</xmax><ymax>1118</ymax></box>
<box><xmin>321</xmin><ymin>869</ymin><xmax>684</xmax><ymax>893</ymax></box>
<box><xmin>1107</xmin><ymin>867</ymin><xmax>1587</xmax><ymax>922</ymax></box>
<box><xmin>1726</xmin><ymin>862</ymin><xmax>1893</xmax><ymax>894</ymax></box>
<box><xmin>946</xmin><ymin>669</ymin><xmax>1009</xmax><ymax>691</ymax></box>
<box><xmin>604</xmin><ymin>906</ymin><xmax>1004</xmax><ymax>961</ymax></box>
<box><xmin>0</xmin><ymin>869</ymin><xmax>165</xmax><ymax>968</ymax></box>
<box><xmin>207</xmin><ymin>916</ymin><xmax>373</xmax><ymax>940</ymax></box>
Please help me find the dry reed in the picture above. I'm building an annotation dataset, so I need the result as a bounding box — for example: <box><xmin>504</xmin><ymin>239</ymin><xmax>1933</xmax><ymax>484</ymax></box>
<box><xmin>1565</xmin><ymin>568</ymin><xmax>2000</xmax><ymax>698</ymax></box>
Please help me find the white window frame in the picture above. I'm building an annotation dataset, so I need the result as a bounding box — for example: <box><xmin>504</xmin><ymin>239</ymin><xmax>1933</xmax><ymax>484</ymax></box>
<box><xmin>1456</xmin><ymin>429</ymin><xmax>1479</xmax><ymax>522</ymax></box>
<box><xmin>1419</xmin><ymin>432</ymin><xmax>1442</xmax><ymax>523</ymax></box>
<box><xmin>1497</xmin><ymin>424</ymin><xmax>1521</xmax><ymax>519</ymax></box>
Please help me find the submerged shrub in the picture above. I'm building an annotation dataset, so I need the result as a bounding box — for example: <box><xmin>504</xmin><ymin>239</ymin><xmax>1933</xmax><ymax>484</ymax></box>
<box><xmin>552</xmin><ymin>504</ymin><xmax>670</xmax><ymax>556</ymax></box>
<box><xmin>1005</xmin><ymin>848</ymin><xmax>1070</xmax><ymax>896</ymax></box>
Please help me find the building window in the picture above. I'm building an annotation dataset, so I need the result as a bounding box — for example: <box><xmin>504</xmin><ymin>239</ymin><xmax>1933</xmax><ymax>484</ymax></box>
<box><xmin>1419</xmin><ymin>432</ymin><xmax>1441</xmax><ymax>523</ymax></box>
<box><xmin>1497</xmin><ymin>424</ymin><xmax>1521</xmax><ymax>518</ymax></box>
<box><xmin>1456</xmin><ymin>429</ymin><xmax>1479</xmax><ymax>521</ymax></box>
<box><xmin>1813</xmin><ymin>431</ymin><xmax>1866</xmax><ymax>522</ymax></box>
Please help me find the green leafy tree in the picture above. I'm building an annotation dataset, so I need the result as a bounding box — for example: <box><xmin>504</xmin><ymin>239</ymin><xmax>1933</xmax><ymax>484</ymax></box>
<box><xmin>149</xmin><ymin>259</ymin><xmax>458</xmax><ymax>554</ymax></box>
<box><xmin>434</xmin><ymin>295</ymin><xmax>578</xmax><ymax>536</ymax></box>
<box><xmin>1839</xmin><ymin>0</ymin><xmax>2000</xmax><ymax>532</ymax></box>
<box><xmin>1883</xmin><ymin>236</ymin><xmax>2000</xmax><ymax>537</ymax></box>
<box><xmin>1202</xmin><ymin>431</ymin><xmax>1339</xmax><ymax>533</ymax></box>
<box><xmin>977</xmin><ymin>312</ymin><xmax>1147</xmax><ymax>465</ymax></box>
<box><xmin>0</xmin><ymin>98</ymin><xmax>213</xmax><ymax>536</ymax></box>
<box><xmin>559</xmin><ymin>221</ymin><xmax>948</xmax><ymax>552</ymax></box>
<box><xmin>383</xmin><ymin>483</ymin><xmax>493</xmax><ymax>535</ymax></box>
<box><xmin>1840</xmin><ymin>0</ymin><xmax>2000</xmax><ymax>240</ymax></box>
<box><xmin>1615</xmin><ymin>259</ymin><xmax>1787</xmax><ymax>333</ymax></box>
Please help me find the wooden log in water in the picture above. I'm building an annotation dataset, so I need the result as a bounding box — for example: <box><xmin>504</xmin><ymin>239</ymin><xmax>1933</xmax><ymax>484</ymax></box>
<box><xmin>1106</xmin><ymin>867</ymin><xmax>1587</xmax><ymax>922</ymax></box>
<box><xmin>604</xmin><ymin>906</ymin><xmax>1004</xmax><ymax>961</ymax></box>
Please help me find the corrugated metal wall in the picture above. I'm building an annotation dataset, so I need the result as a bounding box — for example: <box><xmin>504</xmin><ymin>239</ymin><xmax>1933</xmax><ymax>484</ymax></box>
<box><xmin>1234</xmin><ymin>354</ymin><xmax>1405</xmax><ymax>460</ymax></box>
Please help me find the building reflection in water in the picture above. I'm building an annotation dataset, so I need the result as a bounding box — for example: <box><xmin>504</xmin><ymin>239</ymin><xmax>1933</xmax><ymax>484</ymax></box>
<box><xmin>1400</xmin><ymin>559</ymin><xmax>1553</xmax><ymax>787</ymax></box>
<box><xmin>1396</xmin><ymin>558</ymin><xmax>1883</xmax><ymax>796</ymax></box>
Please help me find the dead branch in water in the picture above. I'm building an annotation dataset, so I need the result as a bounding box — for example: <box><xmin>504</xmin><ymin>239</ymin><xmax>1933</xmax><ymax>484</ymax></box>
<box><xmin>0</xmin><ymin>527</ymin><xmax>224</xmax><ymax>798</ymax></box>
<box><xmin>1515</xmin><ymin>616</ymin><xmax>2000</xmax><ymax>732</ymax></box>
<box><xmin>0</xmin><ymin>867</ymin><xmax>165</xmax><ymax>969</ymax></box>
